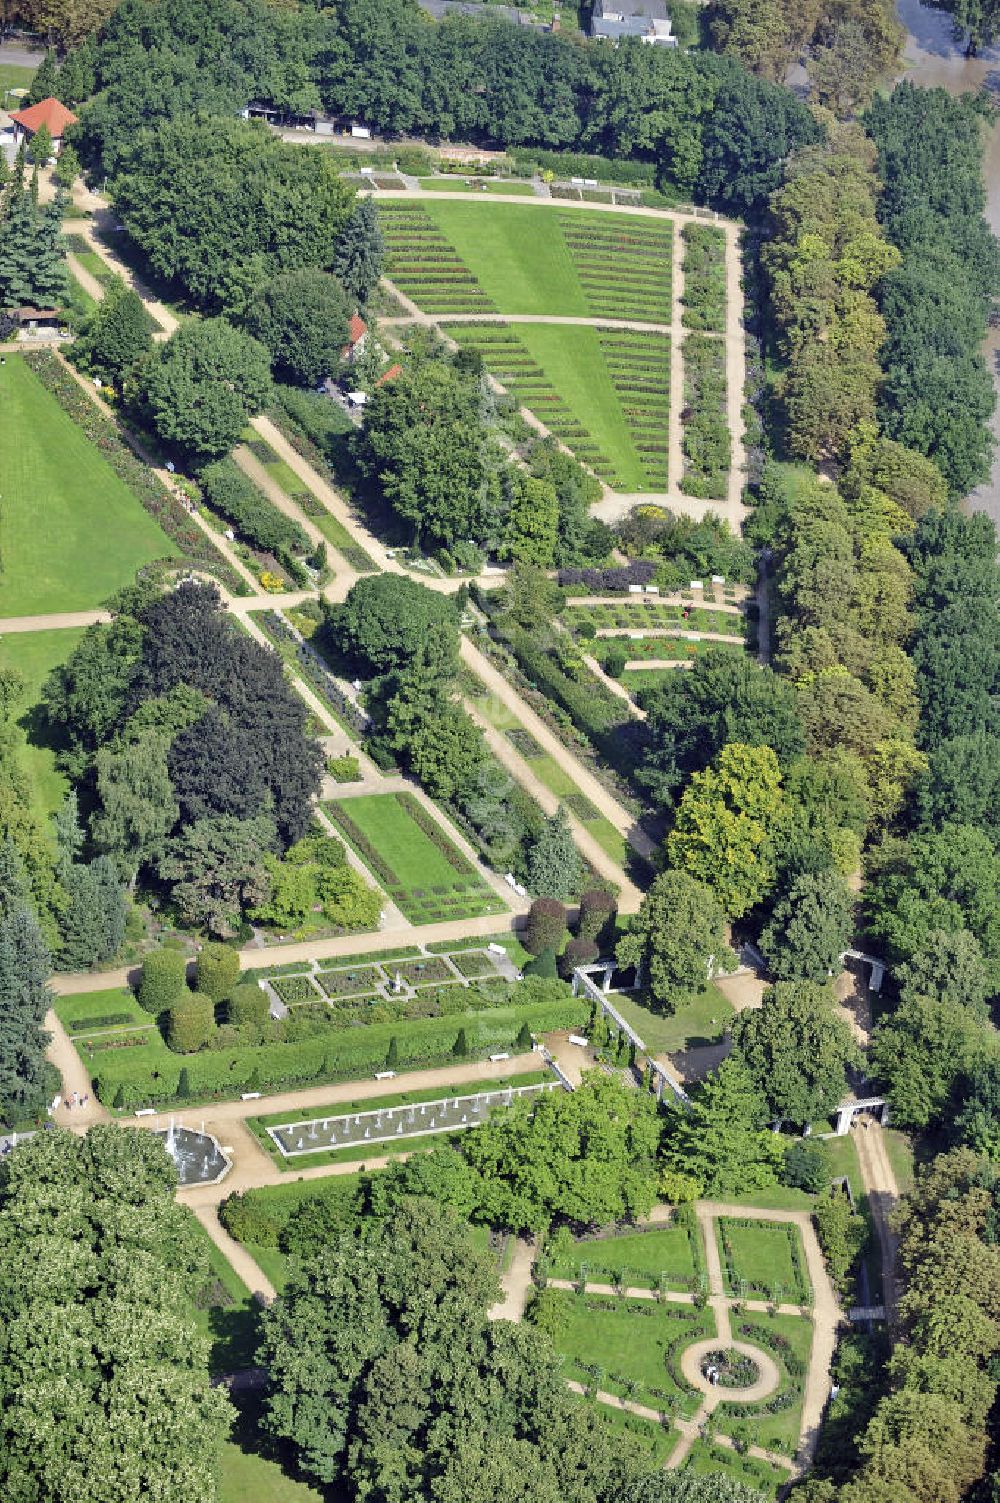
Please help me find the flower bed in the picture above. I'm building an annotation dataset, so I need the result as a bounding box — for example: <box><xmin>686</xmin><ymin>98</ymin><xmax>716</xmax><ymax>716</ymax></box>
<box><xmin>272</xmin><ymin>974</ymin><xmax>323</xmax><ymax>1005</ymax></box>
<box><xmin>315</xmin><ymin>965</ymin><xmax>386</xmax><ymax>998</ymax></box>
<box><xmin>680</xmin><ymin>334</ymin><xmax>730</xmax><ymax>499</ymax></box>
<box><xmin>681</xmin><ymin>223</ymin><xmax>727</xmax><ymax>333</ymax></box>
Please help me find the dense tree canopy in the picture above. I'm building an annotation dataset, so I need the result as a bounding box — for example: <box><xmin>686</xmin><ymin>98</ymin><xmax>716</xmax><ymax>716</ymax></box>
<box><xmin>730</xmin><ymin>980</ymin><xmax>861</xmax><ymax>1125</ymax></box>
<box><xmin>245</xmin><ymin>268</ymin><xmax>351</xmax><ymax>388</ymax></box>
<box><xmin>138</xmin><ymin>319</ymin><xmax>273</xmax><ymax>462</ymax></box>
<box><xmin>0</xmin><ymin>1127</ymin><xmax>232</xmax><ymax>1501</ymax></box>
<box><xmin>113</xmin><ymin>116</ymin><xmax>355</xmax><ymax>315</ymax></box>
<box><xmin>617</xmin><ymin>870</ymin><xmax>729</xmax><ymax>1007</ymax></box>
<box><xmin>329</xmin><ymin>574</ymin><xmax>459</xmax><ymax>674</ymax></box>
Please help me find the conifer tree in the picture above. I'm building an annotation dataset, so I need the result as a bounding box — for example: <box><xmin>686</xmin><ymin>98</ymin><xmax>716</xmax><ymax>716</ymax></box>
<box><xmin>26</xmin><ymin>50</ymin><xmax>59</xmax><ymax>107</ymax></box>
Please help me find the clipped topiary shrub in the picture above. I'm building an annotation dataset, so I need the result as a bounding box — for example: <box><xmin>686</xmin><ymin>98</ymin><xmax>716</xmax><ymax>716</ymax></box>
<box><xmin>525</xmin><ymin>897</ymin><xmax>568</xmax><ymax>956</ymax></box>
<box><xmin>197</xmin><ymin>942</ymin><xmax>241</xmax><ymax>1002</ymax></box>
<box><xmin>558</xmin><ymin>936</ymin><xmax>600</xmax><ymax>979</ymax></box>
<box><xmin>578</xmin><ymin>889</ymin><xmax>616</xmax><ymax>943</ymax></box>
<box><xmin>228</xmin><ymin>983</ymin><xmax>271</xmax><ymax>1028</ymax></box>
<box><xmin>167</xmin><ymin>991</ymin><xmax>217</xmax><ymax>1053</ymax></box>
<box><xmin>137</xmin><ymin>949</ymin><xmax>188</xmax><ymax>1014</ymax></box>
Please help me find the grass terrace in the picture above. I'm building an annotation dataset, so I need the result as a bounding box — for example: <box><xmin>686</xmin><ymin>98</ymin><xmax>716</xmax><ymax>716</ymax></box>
<box><xmin>55</xmin><ymin>980</ymin><xmax>585</xmax><ymax>1111</ymax></box>
<box><xmin>565</xmin><ymin>601</ymin><xmax>745</xmax><ymax>636</ymax></box>
<box><xmin>324</xmin><ymin>792</ymin><xmax>508</xmax><ymax>923</ymax></box>
<box><xmin>416</xmin><ymin>177</ymin><xmax>537</xmax><ymax>196</ymax></box>
<box><xmin>607</xmin><ymin>984</ymin><xmax>734</xmax><ymax>1056</ymax></box>
<box><xmin>379</xmin><ymin>200</ymin><xmax>673</xmax><ymax>322</ymax></box>
<box><xmin>0</xmin><ymin>356</ymin><xmax>175</xmax><ymax>613</ymax></box>
<box><xmin>0</xmin><ymin>628</ymin><xmax>85</xmax><ymax>823</ymax></box>
<box><xmin>576</xmin><ymin>1397</ymin><xmax>678</xmax><ymax>1466</ymax></box>
<box><xmin>448</xmin><ymin>322</ymin><xmax>669</xmax><ymax>491</ymax></box>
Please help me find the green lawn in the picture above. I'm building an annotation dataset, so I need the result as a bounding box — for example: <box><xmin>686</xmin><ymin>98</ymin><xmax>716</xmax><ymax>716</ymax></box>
<box><xmin>682</xmin><ymin>1438</ymin><xmax>788</xmax><ymax>1498</ymax></box>
<box><xmin>884</xmin><ymin>1128</ymin><xmax>915</xmax><ymax>1194</ymax></box>
<box><xmin>546</xmin><ymin>1290</ymin><xmax>712</xmax><ymax>1418</ymax></box>
<box><xmin>0</xmin><ymin>356</ymin><xmax>175</xmax><ymax>613</ymax></box>
<box><xmin>0</xmin><ymin>63</ymin><xmax>34</xmax><ymax>101</ymax></box>
<box><xmin>610</xmin><ymin>984</ymin><xmax>733</xmax><ymax>1055</ymax></box>
<box><xmin>403</xmin><ymin>201</ymin><xmax>672</xmax><ymax>321</ymax></box>
<box><xmin>0</xmin><ymin>628</ymin><xmax>84</xmax><ymax>820</ymax></box>
<box><xmin>417</xmin><ymin>178</ymin><xmax>537</xmax><ymax>196</ymax></box>
<box><xmin>219</xmin><ymin>1444</ymin><xmax>325</xmax><ymax>1503</ymax></box>
<box><xmin>548</xmin><ymin>1223</ymin><xmax>701</xmax><ymax>1291</ymax></box>
<box><xmin>717</xmin><ymin>1220</ymin><xmax>811</xmax><ymax>1302</ymax></box>
<box><xmin>54</xmin><ymin>986</ymin><xmax>152</xmax><ymax>1033</ymax></box>
<box><xmin>325</xmin><ymin>792</ymin><xmax>508</xmax><ymax>924</ymax></box>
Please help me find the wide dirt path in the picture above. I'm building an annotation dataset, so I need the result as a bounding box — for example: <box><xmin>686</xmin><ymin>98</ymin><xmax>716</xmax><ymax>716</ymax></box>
<box><xmin>853</xmin><ymin>1121</ymin><xmax>900</xmax><ymax>1325</ymax></box>
<box><xmin>461</xmin><ymin>636</ymin><xmax>656</xmax><ymax>863</ymax></box>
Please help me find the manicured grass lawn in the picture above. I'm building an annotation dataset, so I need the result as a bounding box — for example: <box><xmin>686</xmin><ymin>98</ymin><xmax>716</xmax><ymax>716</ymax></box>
<box><xmin>0</xmin><ymin>63</ymin><xmax>34</xmax><ymax>98</ymax></box>
<box><xmin>884</xmin><ymin>1128</ymin><xmax>915</xmax><ymax>1194</ymax></box>
<box><xmin>683</xmin><ymin>1438</ymin><xmax>788</xmax><ymax>1498</ymax></box>
<box><xmin>417</xmin><ymin>178</ymin><xmax>537</xmax><ymax>196</ymax></box>
<box><xmin>548</xmin><ymin>1222</ymin><xmax>701</xmax><ymax>1291</ymax></box>
<box><xmin>54</xmin><ymin>986</ymin><xmax>152</xmax><ymax>1033</ymax></box>
<box><xmin>546</xmin><ymin>1290</ymin><xmax>712</xmax><ymax>1418</ymax></box>
<box><xmin>218</xmin><ymin>1444</ymin><xmax>325</xmax><ymax>1503</ymax></box>
<box><xmin>418</xmin><ymin>201</ymin><xmax>672</xmax><ymax>321</ymax></box>
<box><xmin>416</xmin><ymin>200</ymin><xmax>591</xmax><ymax>315</ymax></box>
<box><xmin>0</xmin><ymin>627</ymin><xmax>84</xmax><ymax>819</ymax></box>
<box><xmin>610</xmin><ymin>984</ymin><xmax>733</xmax><ymax>1055</ymax></box>
<box><xmin>0</xmin><ymin>356</ymin><xmax>175</xmax><ymax>613</ymax></box>
<box><xmin>325</xmin><ymin>792</ymin><xmax>507</xmax><ymax>924</ymax></box>
<box><xmin>717</xmin><ymin>1220</ymin><xmax>811</xmax><ymax>1302</ymax></box>
<box><xmin>622</xmin><ymin>667</ymin><xmax>679</xmax><ymax>695</ymax></box>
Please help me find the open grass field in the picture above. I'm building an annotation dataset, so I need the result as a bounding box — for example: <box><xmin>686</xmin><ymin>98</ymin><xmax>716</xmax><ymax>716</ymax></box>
<box><xmin>717</xmin><ymin>1219</ymin><xmax>811</xmax><ymax>1302</ymax></box>
<box><xmin>0</xmin><ymin>357</ymin><xmax>175</xmax><ymax>613</ymax></box>
<box><xmin>545</xmin><ymin>1290</ymin><xmax>713</xmax><ymax>1419</ymax></box>
<box><xmin>449</xmin><ymin>322</ymin><xmax>668</xmax><ymax>490</ymax></box>
<box><xmin>622</xmin><ymin>667</ymin><xmax>680</xmax><ymax>696</ymax></box>
<box><xmin>548</xmin><ymin>1221</ymin><xmax>702</xmax><ymax>1291</ymax></box>
<box><xmin>324</xmin><ymin>792</ymin><xmax>508</xmax><ymax>923</ymax></box>
<box><xmin>0</xmin><ymin>627</ymin><xmax>84</xmax><ymax>820</ymax></box>
<box><xmin>379</xmin><ymin>200</ymin><xmax>672</xmax><ymax>321</ymax></box>
<box><xmin>0</xmin><ymin>63</ymin><xmax>34</xmax><ymax>99</ymax></box>
<box><xmin>610</xmin><ymin>984</ymin><xmax>733</xmax><ymax>1055</ymax></box>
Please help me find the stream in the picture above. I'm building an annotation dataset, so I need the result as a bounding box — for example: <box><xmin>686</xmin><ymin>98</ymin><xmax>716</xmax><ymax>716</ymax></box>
<box><xmin>895</xmin><ymin>0</ymin><xmax>1000</xmax><ymax>524</ymax></box>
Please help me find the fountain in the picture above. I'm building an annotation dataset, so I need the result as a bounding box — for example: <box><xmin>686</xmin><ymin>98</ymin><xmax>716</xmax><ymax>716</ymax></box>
<box><xmin>157</xmin><ymin>1124</ymin><xmax>231</xmax><ymax>1187</ymax></box>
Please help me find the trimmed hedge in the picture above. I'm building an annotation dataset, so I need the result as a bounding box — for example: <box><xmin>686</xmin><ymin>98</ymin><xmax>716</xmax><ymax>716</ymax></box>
<box><xmin>90</xmin><ymin>992</ymin><xmax>587</xmax><ymax>1108</ymax></box>
<box><xmin>201</xmin><ymin>458</ymin><xmax>308</xmax><ymax>556</ymax></box>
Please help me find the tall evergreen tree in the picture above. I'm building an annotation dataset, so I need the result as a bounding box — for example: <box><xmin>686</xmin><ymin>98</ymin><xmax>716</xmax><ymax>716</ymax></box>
<box><xmin>59</xmin><ymin>858</ymin><xmax>127</xmax><ymax>970</ymax></box>
<box><xmin>333</xmin><ymin>195</ymin><xmax>385</xmax><ymax>306</ymax></box>
<box><xmin>0</xmin><ymin>904</ymin><xmax>53</xmax><ymax>1118</ymax></box>
<box><xmin>26</xmin><ymin>50</ymin><xmax>59</xmax><ymax>106</ymax></box>
<box><xmin>525</xmin><ymin>807</ymin><xmax>581</xmax><ymax>901</ymax></box>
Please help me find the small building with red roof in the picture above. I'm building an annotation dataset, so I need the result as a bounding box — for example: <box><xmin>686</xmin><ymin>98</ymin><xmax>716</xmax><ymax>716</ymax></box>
<box><xmin>341</xmin><ymin>313</ymin><xmax>368</xmax><ymax>363</ymax></box>
<box><xmin>376</xmin><ymin>362</ymin><xmax>403</xmax><ymax>387</ymax></box>
<box><xmin>9</xmin><ymin>97</ymin><xmax>78</xmax><ymax>156</ymax></box>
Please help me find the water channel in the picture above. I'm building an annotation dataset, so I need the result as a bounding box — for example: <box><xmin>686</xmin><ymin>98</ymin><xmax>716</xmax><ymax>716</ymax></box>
<box><xmin>895</xmin><ymin>0</ymin><xmax>1000</xmax><ymax>526</ymax></box>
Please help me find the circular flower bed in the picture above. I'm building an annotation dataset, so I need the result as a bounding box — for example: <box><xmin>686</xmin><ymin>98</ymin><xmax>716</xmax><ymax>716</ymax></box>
<box><xmin>700</xmin><ymin>1348</ymin><xmax>761</xmax><ymax>1390</ymax></box>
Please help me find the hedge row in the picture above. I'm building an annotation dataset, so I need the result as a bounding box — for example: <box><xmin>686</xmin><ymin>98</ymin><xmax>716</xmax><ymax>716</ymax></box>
<box><xmin>509</xmin><ymin>146</ymin><xmax>657</xmax><ymax>187</ymax></box>
<box><xmin>557</xmin><ymin>561</ymin><xmax>657</xmax><ymax>591</ymax></box>
<box><xmin>22</xmin><ymin>352</ymin><xmax>247</xmax><ymax>594</ymax></box>
<box><xmin>90</xmin><ymin>994</ymin><xmax>587</xmax><ymax>1108</ymax></box>
<box><xmin>201</xmin><ymin>458</ymin><xmax>308</xmax><ymax>557</ymax></box>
